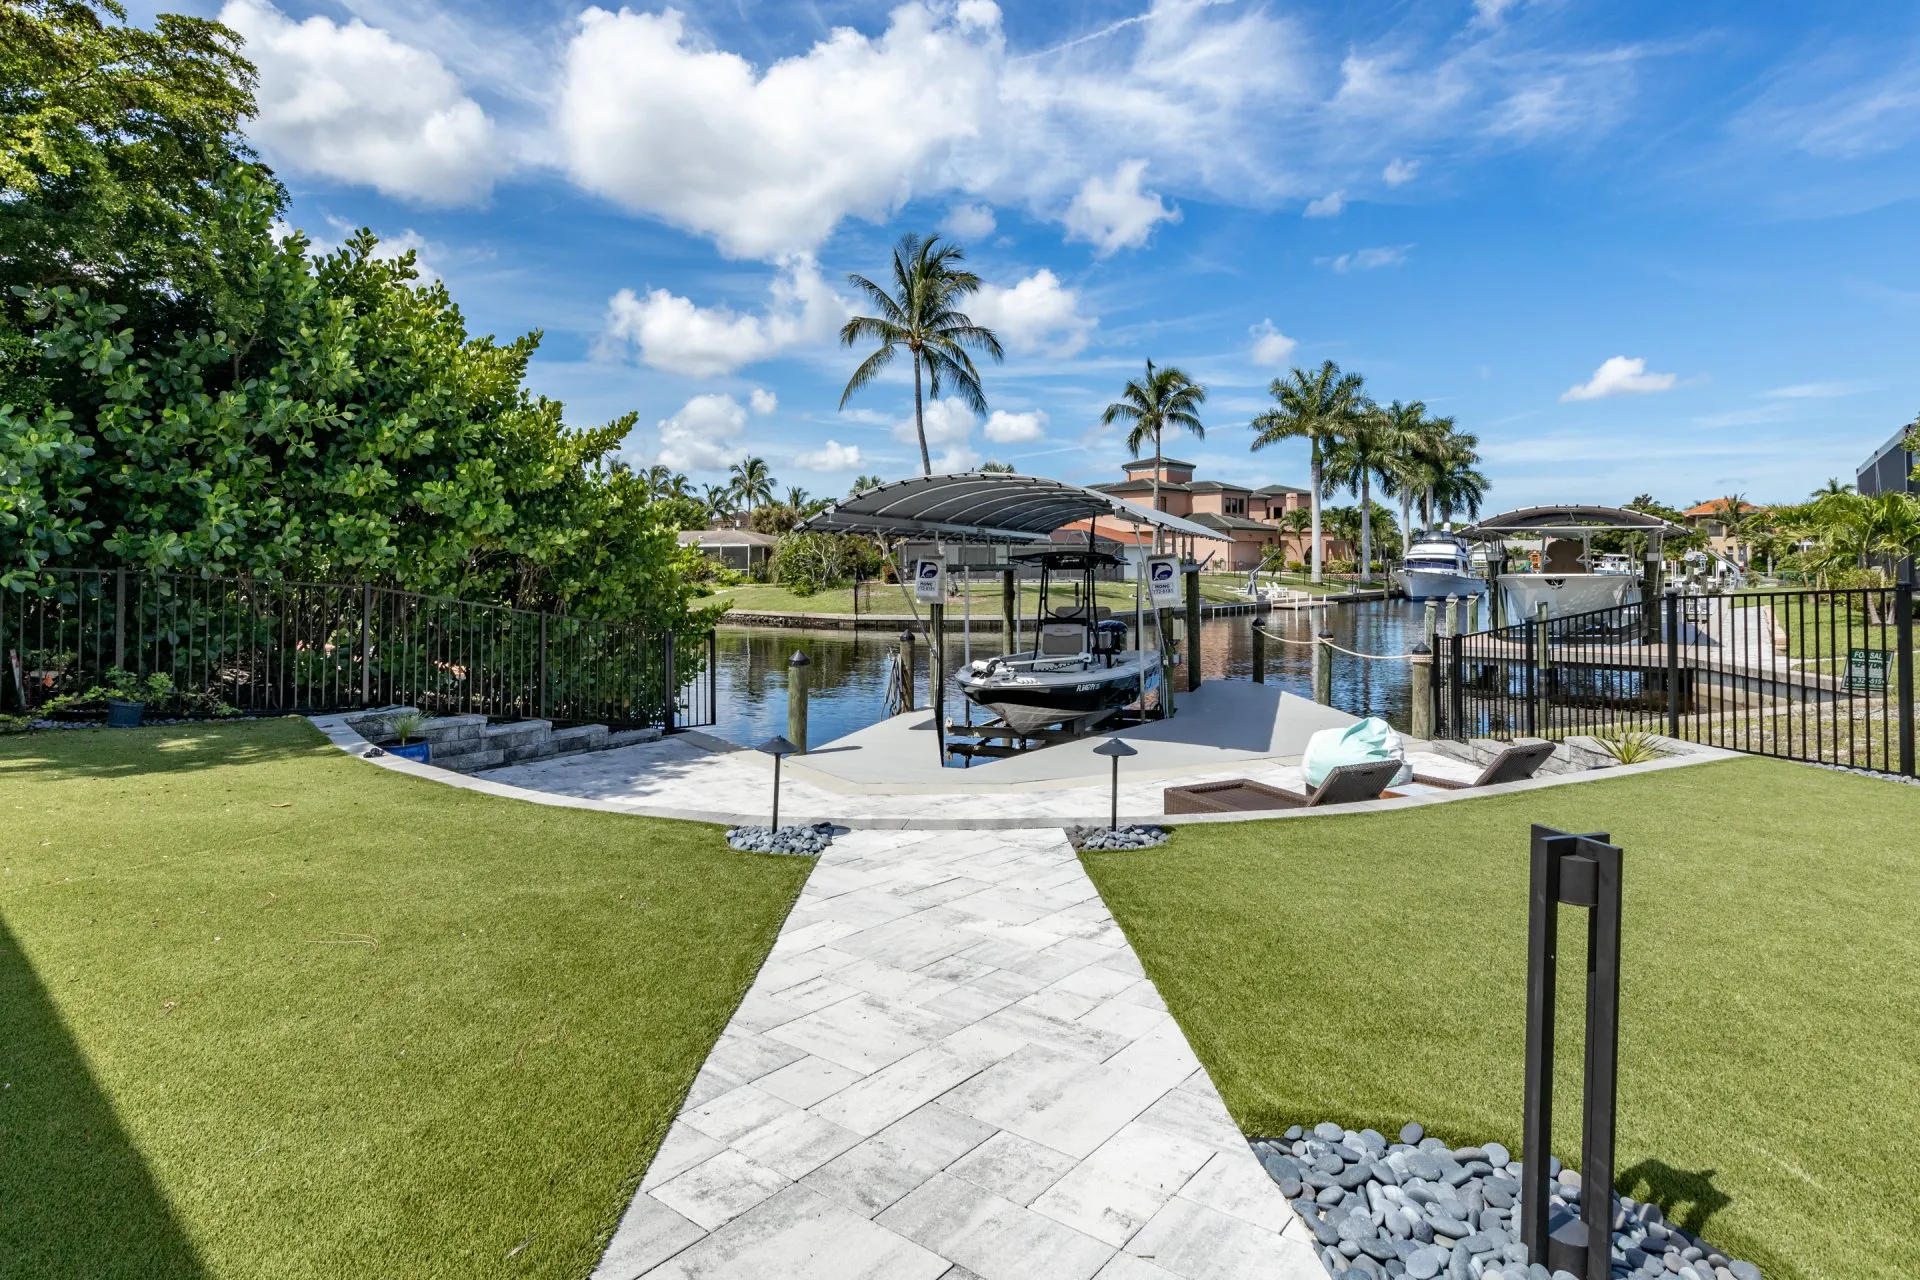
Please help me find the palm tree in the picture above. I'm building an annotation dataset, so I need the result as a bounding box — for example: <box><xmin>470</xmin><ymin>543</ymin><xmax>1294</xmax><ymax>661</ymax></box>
<box><xmin>849</xmin><ymin>474</ymin><xmax>884</xmax><ymax>496</ymax></box>
<box><xmin>1323</xmin><ymin>405</ymin><xmax>1408</xmax><ymax>583</ymax></box>
<box><xmin>1250</xmin><ymin>361</ymin><xmax>1369</xmax><ymax>584</ymax></box>
<box><xmin>729</xmin><ymin>457</ymin><xmax>775</xmax><ymax>514</ymax></box>
<box><xmin>701</xmin><ymin>482</ymin><xmax>737</xmax><ymax>526</ymax></box>
<box><xmin>840</xmin><ymin>233</ymin><xmax>1004</xmax><ymax>476</ymax></box>
<box><xmin>978</xmin><ymin>460</ymin><xmax>1016</xmax><ymax>473</ymax></box>
<box><xmin>784</xmin><ymin>485</ymin><xmax>812</xmax><ymax>512</ymax></box>
<box><xmin>1810</xmin><ymin>478</ymin><xmax>1854</xmax><ymax>499</ymax></box>
<box><xmin>1431</xmin><ymin>453</ymin><xmax>1490</xmax><ymax>524</ymax></box>
<box><xmin>1101</xmin><ymin>360</ymin><xmax>1207</xmax><ymax>549</ymax></box>
<box><xmin>1375</xmin><ymin>401</ymin><xmax>1434</xmax><ymax>556</ymax></box>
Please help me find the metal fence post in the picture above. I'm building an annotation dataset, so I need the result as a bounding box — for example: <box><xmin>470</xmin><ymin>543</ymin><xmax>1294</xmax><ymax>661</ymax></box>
<box><xmin>1524</xmin><ymin>613</ymin><xmax>1538</xmax><ymax>738</ymax></box>
<box><xmin>663</xmin><ymin>630</ymin><xmax>677</xmax><ymax>733</ymax></box>
<box><xmin>708</xmin><ymin>630</ymin><xmax>717</xmax><ymax>727</ymax></box>
<box><xmin>359</xmin><ymin>585</ymin><xmax>372</xmax><ymax>706</ymax></box>
<box><xmin>539</xmin><ymin>613</ymin><xmax>549</xmax><ymax>719</ymax></box>
<box><xmin>1449</xmin><ymin>632</ymin><xmax>1465</xmax><ymax>740</ymax></box>
<box><xmin>1664</xmin><ymin>587</ymin><xmax>1682</xmax><ymax>739</ymax></box>
<box><xmin>114</xmin><ymin>567</ymin><xmax>127</xmax><ymax>671</ymax></box>
<box><xmin>1897</xmin><ymin>560</ymin><xmax>1915</xmax><ymax>777</ymax></box>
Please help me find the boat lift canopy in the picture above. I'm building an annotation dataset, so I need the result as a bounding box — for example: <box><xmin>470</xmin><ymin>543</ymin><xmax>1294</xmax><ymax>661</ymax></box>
<box><xmin>797</xmin><ymin>471</ymin><xmax>1230</xmax><ymax>545</ymax></box>
<box><xmin>1461</xmin><ymin>505</ymin><xmax>1683</xmax><ymax>540</ymax></box>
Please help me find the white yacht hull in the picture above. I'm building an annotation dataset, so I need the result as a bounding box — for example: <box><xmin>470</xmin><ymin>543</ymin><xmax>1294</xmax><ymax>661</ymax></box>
<box><xmin>1396</xmin><ymin>568</ymin><xmax>1488</xmax><ymax>601</ymax></box>
<box><xmin>1497</xmin><ymin>573</ymin><xmax>1639</xmax><ymax>621</ymax></box>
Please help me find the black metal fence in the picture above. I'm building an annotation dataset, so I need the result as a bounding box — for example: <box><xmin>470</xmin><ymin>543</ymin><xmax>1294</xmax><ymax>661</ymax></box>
<box><xmin>1438</xmin><ymin>582</ymin><xmax>1917</xmax><ymax>775</ymax></box>
<box><xmin>2</xmin><ymin>568</ymin><xmax>716</xmax><ymax>731</ymax></box>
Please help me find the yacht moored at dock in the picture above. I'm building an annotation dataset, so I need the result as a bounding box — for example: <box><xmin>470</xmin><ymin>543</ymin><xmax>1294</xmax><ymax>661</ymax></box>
<box><xmin>1393</xmin><ymin>531</ymin><xmax>1488</xmax><ymax>601</ymax></box>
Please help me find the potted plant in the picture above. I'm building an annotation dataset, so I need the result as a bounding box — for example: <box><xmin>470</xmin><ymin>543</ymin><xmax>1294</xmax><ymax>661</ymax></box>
<box><xmin>387</xmin><ymin>710</ymin><xmax>431</xmax><ymax>763</ymax></box>
<box><xmin>41</xmin><ymin>668</ymin><xmax>173</xmax><ymax>726</ymax></box>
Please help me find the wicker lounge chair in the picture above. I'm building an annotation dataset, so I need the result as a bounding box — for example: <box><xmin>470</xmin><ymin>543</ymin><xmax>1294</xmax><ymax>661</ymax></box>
<box><xmin>1164</xmin><ymin>759</ymin><xmax>1403</xmax><ymax>814</ymax></box>
<box><xmin>1412</xmin><ymin>740</ymin><xmax>1556</xmax><ymax>790</ymax></box>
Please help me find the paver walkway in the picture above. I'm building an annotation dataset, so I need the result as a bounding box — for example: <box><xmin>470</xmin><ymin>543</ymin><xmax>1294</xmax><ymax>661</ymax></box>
<box><xmin>591</xmin><ymin>826</ymin><xmax>1325</xmax><ymax>1280</ymax></box>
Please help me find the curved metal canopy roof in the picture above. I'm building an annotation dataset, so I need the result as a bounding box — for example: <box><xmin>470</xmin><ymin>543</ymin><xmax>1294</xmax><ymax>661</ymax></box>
<box><xmin>796</xmin><ymin>472</ymin><xmax>1230</xmax><ymax>544</ymax></box>
<box><xmin>1462</xmin><ymin>504</ymin><xmax>1682</xmax><ymax>539</ymax></box>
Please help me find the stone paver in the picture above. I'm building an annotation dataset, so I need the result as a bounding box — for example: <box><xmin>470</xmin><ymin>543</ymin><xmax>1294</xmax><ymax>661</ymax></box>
<box><xmin>591</xmin><ymin>828</ymin><xmax>1325</xmax><ymax>1280</ymax></box>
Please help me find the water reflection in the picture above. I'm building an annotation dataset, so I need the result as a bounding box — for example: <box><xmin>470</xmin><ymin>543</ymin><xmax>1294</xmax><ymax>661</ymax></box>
<box><xmin>706</xmin><ymin>600</ymin><xmax>1430</xmax><ymax>749</ymax></box>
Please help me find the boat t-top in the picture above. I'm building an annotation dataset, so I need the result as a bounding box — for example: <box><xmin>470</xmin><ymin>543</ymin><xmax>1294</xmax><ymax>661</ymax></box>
<box><xmin>957</xmin><ymin>551</ymin><xmax>1161</xmax><ymax>735</ymax></box>
<box><xmin>1394</xmin><ymin>529</ymin><xmax>1488</xmax><ymax>601</ymax></box>
<box><xmin>1460</xmin><ymin>505</ymin><xmax>1682</xmax><ymax>623</ymax></box>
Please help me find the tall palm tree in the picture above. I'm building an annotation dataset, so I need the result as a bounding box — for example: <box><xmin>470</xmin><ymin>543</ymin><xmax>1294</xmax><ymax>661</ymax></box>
<box><xmin>1101</xmin><ymin>360</ymin><xmax>1206</xmax><ymax>549</ymax></box>
<box><xmin>849</xmin><ymin>474</ymin><xmax>884</xmax><ymax>496</ymax></box>
<box><xmin>1250</xmin><ymin>361</ymin><xmax>1369</xmax><ymax>584</ymax></box>
<box><xmin>840</xmin><ymin>233</ymin><xmax>1004</xmax><ymax>476</ymax></box>
<box><xmin>701</xmin><ymin>482</ymin><xmax>737</xmax><ymax>527</ymax></box>
<box><xmin>729</xmin><ymin>457</ymin><xmax>774</xmax><ymax>514</ymax></box>
<box><xmin>978</xmin><ymin>460</ymin><xmax>1016</xmax><ymax>473</ymax></box>
<box><xmin>1374</xmin><ymin>401</ymin><xmax>1434</xmax><ymax>556</ymax></box>
<box><xmin>1810</xmin><ymin>478</ymin><xmax>1854</xmax><ymax>499</ymax></box>
<box><xmin>1323</xmin><ymin>404</ymin><xmax>1406</xmax><ymax>583</ymax></box>
<box><xmin>1431</xmin><ymin>453</ymin><xmax>1490</xmax><ymax>524</ymax></box>
<box><xmin>784</xmin><ymin>485</ymin><xmax>812</xmax><ymax>511</ymax></box>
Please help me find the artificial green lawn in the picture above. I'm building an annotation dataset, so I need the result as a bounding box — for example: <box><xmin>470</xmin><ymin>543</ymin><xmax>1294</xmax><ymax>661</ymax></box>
<box><xmin>0</xmin><ymin>719</ymin><xmax>811</xmax><ymax>1280</ymax></box>
<box><xmin>1084</xmin><ymin>758</ymin><xmax>1918</xmax><ymax>1280</ymax></box>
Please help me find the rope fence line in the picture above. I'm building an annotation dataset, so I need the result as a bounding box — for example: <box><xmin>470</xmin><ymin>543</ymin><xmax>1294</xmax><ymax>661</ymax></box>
<box><xmin>1252</xmin><ymin>624</ymin><xmax>1433</xmax><ymax>663</ymax></box>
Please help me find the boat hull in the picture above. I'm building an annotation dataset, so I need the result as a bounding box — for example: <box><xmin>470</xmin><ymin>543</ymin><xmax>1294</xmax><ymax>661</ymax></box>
<box><xmin>1497</xmin><ymin>573</ymin><xmax>1638</xmax><ymax>621</ymax></box>
<box><xmin>957</xmin><ymin>652</ymin><xmax>1161</xmax><ymax>735</ymax></box>
<box><xmin>1397</xmin><ymin>568</ymin><xmax>1488</xmax><ymax>601</ymax></box>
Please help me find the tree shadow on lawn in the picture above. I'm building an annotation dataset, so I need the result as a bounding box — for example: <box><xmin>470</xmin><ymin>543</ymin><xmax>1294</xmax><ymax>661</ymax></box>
<box><xmin>1618</xmin><ymin>1158</ymin><xmax>1733</xmax><ymax>1237</ymax></box>
<box><xmin>0</xmin><ymin>718</ymin><xmax>330</xmax><ymax>782</ymax></box>
<box><xmin>0</xmin><ymin>917</ymin><xmax>209</xmax><ymax>1280</ymax></box>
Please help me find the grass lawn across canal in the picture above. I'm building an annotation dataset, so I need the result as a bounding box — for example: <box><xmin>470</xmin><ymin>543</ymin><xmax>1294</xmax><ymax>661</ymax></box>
<box><xmin>0</xmin><ymin>719</ymin><xmax>811</xmax><ymax>1280</ymax></box>
<box><xmin>1083</xmin><ymin>756</ymin><xmax>1919</xmax><ymax>1280</ymax></box>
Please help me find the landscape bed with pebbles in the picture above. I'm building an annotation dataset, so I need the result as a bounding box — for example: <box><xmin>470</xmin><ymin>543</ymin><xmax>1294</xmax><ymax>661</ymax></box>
<box><xmin>1251</xmin><ymin>1122</ymin><xmax>1761</xmax><ymax>1280</ymax></box>
<box><xmin>1065</xmin><ymin>823</ymin><xmax>1170</xmax><ymax>851</ymax></box>
<box><xmin>723</xmin><ymin>823</ymin><xmax>835</xmax><ymax>855</ymax></box>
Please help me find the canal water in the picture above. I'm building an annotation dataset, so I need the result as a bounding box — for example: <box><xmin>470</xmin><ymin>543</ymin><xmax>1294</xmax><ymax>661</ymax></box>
<box><xmin>702</xmin><ymin>600</ymin><xmax>1432</xmax><ymax>749</ymax></box>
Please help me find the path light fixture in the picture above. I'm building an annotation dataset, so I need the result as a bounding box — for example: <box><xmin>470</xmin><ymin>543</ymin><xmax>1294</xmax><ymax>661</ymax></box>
<box><xmin>1092</xmin><ymin>736</ymin><xmax>1138</xmax><ymax>831</ymax></box>
<box><xmin>1522</xmin><ymin>824</ymin><xmax>1625</xmax><ymax>1280</ymax></box>
<box><xmin>757</xmin><ymin>735</ymin><xmax>799</xmax><ymax>829</ymax></box>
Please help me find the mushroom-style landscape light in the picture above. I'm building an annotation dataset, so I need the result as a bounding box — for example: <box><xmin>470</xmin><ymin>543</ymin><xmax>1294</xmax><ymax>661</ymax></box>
<box><xmin>757</xmin><ymin>735</ymin><xmax>799</xmax><ymax>829</ymax></box>
<box><xmin>1092</xmin><ymin>736</ymin><xmax>1139</xmax><ymax>831</ymax></box>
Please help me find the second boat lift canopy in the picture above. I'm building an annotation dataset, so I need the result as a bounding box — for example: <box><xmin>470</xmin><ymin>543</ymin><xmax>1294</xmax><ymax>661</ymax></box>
<box><xmin>1461</xmin><ymin>505</ymin><xmax>1683</xmax><ymax>539</ymax></box>
<box><xmin>796</xmin><ymin>471</ymin><xmax>1231</xmax><ymax>545</ymax></box>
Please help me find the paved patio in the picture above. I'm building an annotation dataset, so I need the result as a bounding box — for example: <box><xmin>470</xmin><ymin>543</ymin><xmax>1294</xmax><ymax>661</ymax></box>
<box><xmin>590</xmin><ymin>826</ymin><xmax>1326</xmax><ymax>1280</ymax></box>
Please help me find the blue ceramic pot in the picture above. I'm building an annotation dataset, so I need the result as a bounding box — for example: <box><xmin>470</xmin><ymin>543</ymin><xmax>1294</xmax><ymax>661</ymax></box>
<box><xmin>388</xmin><ymin>740</ymin><xmax>431</xmax><ymax>763</ymax></box>
<box><xmin>106</xmin><ymin>699</ymin><xmax>146</xmax><ymax>728</ymax></box>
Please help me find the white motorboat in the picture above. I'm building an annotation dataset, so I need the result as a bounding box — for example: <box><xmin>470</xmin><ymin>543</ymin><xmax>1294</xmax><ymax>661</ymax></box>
<box><xmin>1394</xmin><ymin>531</ymin><xmax>1488</xmax><ymax>601</ymax></box>
<box><xmin>1496</xmin><ymin>571</ymin><xmax>1640</xmax><ymax>621</ymax></box>
<box><xmin>956</xmin><ymin>551</ymin><xmax>1161</xmax><ymax>734</ymax></box>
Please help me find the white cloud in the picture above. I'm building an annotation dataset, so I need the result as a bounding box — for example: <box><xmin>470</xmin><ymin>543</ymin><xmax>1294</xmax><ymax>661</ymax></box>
<box><xmin>1249</xmin><ymin>319</ymin><xmax>1298</xmax><ymax>365</ymax></box>
<box><xmin>1763</xmin><ymin>381</ymin><xmax>1865</xmax><ymax>399</ymax></box>
<box><xmin>983</xmin><ymin>409</ymin><xmax>1048</xmax><ymax>444</ymax></box>
<box><xmin>1382</xmin><ymin>157</ymin><xmax>1421</xmax><ymax>186</ymax></box>
<box><xmin>1327</xmin><ymin>244</ymin><xmax>1412</xmax><ymax>273</ymax></box>
<box><xmin>793</xmin><ymin>440</ymin><xmax>863</xmax><ymax>471</ymax></box>
<box><xmin>598</xmin><ymin>258</ymin><xmax>847</xmax><ymax>376</ymax></box>
<box><xmin>968</xmin><ymin>270</ymin><xmax>1095</xmax><ymax>356</ymax></box>
<box><xmin>749</xmin><ymin>388</ymin><xmax>779</xmax><ymax>414</ymax></box>
<box><xmin>220</xmin><ymin>0</ymin><xmax>503</xmax><ymax>205</ymax></box>
<box><xmin>1560</xmin><ymin>356</ymin><xmax>1678</xmax><ymax>402</ymax></box>
<box><xmin>896</xmin><ymin>399</ymin><xmax>978</xmax><ymax>448</ymax></box>
<box><xmin>557</xmin><ymin>4</ymin><xmax>1000</xmax><ymax>258</ymax></box>
<box><xmin>940</xmin><ymin>203</ymin><xmax>998</xmax><ymax>239</ymax></box>
<box><xmin>1473</xmin><ymin>0</ymin><xmax>1521</xmax><ymax>25</ymax></box>
<box><xmin>1063</xmin><ymin>160</ymin><xmax>1180</xmax><ymax>255</ymax></box>
<box><xmin>935</xmin><ymin>445</ymin><xmax>983</xmax><ymax>472</ymax></box>
<box><xmin>1304</xmin><ymin>190</ymin><xmax>1346</xmax><ymax>217</ymax></box>
<box><xmin>655</xmin><ymin>394</ymin><xmax>751</xmax><ymax>471</ymax></box>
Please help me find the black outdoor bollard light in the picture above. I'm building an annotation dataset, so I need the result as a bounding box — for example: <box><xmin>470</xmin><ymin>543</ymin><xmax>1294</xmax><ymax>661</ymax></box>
<box><xmin>1092</xmin><ymin>736</ymin><xmax>1138</xmax><ymax>830</ymax></box>
<box><xmin>758</xmin><ymin>735</ymin><xmax>799</xmax><ymax>830</ymax></box>
<box><xmin>1522</xmin><ymin>824</ymin><xmax>1626</xmax><ymax>1280</ymax></box>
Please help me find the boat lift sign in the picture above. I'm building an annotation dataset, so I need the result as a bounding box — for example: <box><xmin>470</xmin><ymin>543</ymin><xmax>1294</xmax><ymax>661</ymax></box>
<box><xmin>1147</xmin><ymin>556</ymin><xmax>1181</xmax><ymax>608</ymax></box>
<box><xmin>913</xmin><ymin>555</ymin><xmax>946</xmax><ymax>604</ymax></box>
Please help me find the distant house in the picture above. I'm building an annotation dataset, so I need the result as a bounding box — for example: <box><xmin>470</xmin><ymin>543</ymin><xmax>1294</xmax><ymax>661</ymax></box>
<box><xmin>677</xmin><ymin>528</ymin><xmax>778</xmax><ymax>572</ymax></box>
<box><xmin>1679</xmin><ymin>499</ymin><xmax>1765</xmax><ymax>568</ymax></box>
<box><xmin>1069</xmin><ymin>457</ymin><xmax>1346</xmax><ymax>571</ymax></box>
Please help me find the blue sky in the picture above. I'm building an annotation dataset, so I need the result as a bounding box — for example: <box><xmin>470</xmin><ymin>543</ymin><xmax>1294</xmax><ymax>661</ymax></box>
<box><xmin>138</xmin><ymin>0</ymin><xmax>1920</xmax><ymax>509</ymax></box>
